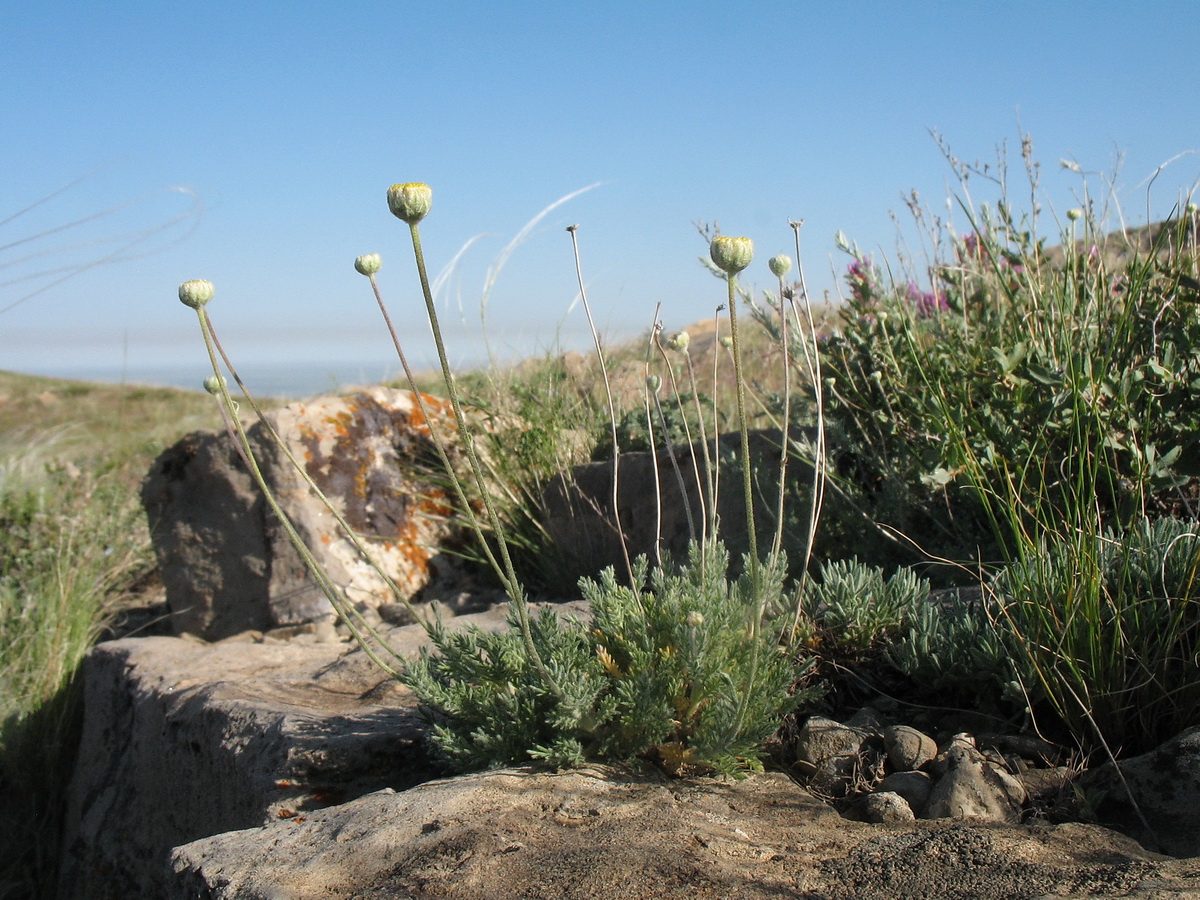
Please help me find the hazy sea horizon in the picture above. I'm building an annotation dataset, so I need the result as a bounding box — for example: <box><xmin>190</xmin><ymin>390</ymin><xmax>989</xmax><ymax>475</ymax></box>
<box><xmin>5</xmin><ymin>357</ymin><xmax>461</xmax><ymax>400</ymax></box>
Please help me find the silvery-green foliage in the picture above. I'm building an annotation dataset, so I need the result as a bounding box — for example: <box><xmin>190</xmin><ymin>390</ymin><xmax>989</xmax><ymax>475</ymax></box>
<box><xmin>886</xmin><ymin>592</ymin><xmax>1024</xmax><ymax>711</ymax></box>
<box><xmin>795</xmin><ymin>558</ymin><xmax>931</xmax><ymax>655</ymax></box>
<box><xmin>404</xmin><ymin>605</ymin><xmax>615</xmax><ymax>772</ymax></box>
<box><xmin>584</xmin><ymin>543</ymin><xmax>812</xmax><ymax>777</ymax></box>
<box><xmin>405</xmin><ymin>542</ymin><xmax>813</xmax><ymax>777</ymax></box>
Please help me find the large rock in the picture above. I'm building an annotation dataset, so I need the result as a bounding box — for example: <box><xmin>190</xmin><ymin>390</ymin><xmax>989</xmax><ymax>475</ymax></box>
<box><xmin>543</xmin><ymin>429</ymin><xmax>813</xmax><ymax>581</ymax></box>
<box><xmin>142</xmin><ymin>387</ymin><xmax>479</xmax><ymax>639</ymax></box>
<box><xmin>1086</xmin><ymin>725</ymin><xmax>1200</xmax><ymax>857</ymax></box>
<box><xmin>58</xmin><ymin>602</ymin><xmax>565</xmax><ymax>900</ymax></box>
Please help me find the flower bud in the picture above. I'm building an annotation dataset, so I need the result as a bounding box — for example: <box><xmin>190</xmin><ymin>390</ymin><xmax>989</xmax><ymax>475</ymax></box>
<box><xmin>666</xmin><ymin>331</ymin><xmax>690</xmax><ymax>352</ymax></box>
<box><xmin>1188</xmin><ymin>203</ymin><xmax>1198</xmax><ymax>215</ymax></box>
<box><xmin>1066</xmin><ymin>208</ymin><xmax>1083</xmax><ymax>222</ymax></box>
<box><xmin>686</xmin><ymin>611</ymin><xmax>704</xmax><ymax>628</ymax></box>
<box><xmin>646</xmin><ymin>374</ymin><xmax>662</xmax><ymax>393</ymax></box>
<box><xmin>768</xmin><ymin>254</ymin><xmax>793</xmax><ymax>278</ymax></box>
<box><xmin>178</xmin><ymin>280</ymin><xmax>214</xmax><ymax>309</ymax></box>
<box><xmin>354</xmin><ymin>253</ymin><xmax>382</xmax><ymax>276</ymax></box>
<box><xmin>719</xmin><ymin>335</ymin><xmax>734</xmax><ymax>349</ymax></box>
<box><xmin>203</xmin><ymin>375</ymin><xmax>226</xmax><ymax>395</ymax></box>
<box><xmin>387</xmin><ymin>183</ymin><xmax>433</xmax><ymax>224</ymax></box>
<box><xmin>709</xmin><ymin>235</ymin><xmax>754</xmax><ymax>275</ymax></box>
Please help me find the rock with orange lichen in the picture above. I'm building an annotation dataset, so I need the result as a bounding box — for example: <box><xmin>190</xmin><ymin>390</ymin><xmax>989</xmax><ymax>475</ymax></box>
<box><xmin>142</xmin><ymin>386</ymin><xmax>483</xmax><ymax>640</ymax></box>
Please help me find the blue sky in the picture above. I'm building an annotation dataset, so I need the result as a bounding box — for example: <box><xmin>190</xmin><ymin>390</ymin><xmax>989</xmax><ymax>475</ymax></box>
<box><xmin>3</xmin><ymin>1</ymin><xmax>1199</xmax><ymax>392</ymax></box>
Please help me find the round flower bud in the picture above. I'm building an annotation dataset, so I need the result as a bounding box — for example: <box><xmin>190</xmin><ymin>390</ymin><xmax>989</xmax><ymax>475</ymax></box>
<box><xmin>1066</xmin><ymin>208</ymin><xmax>1083</xmax><ymax>222</ymax></box>
<box><xmin>178</xmin><ymin>280</ymin><xmax>214</xmax><ymax>309</ymax></box>
<box><xmin>354</xmin><ymin>253</ymin><xmax>382</xmax><ymax>276</ymax></box>
<box><xmin>646</xmin><ymin>374</ymin><xmax>662</xmax><ymax>393</ymax></box>
<box><xmin>709</xmin><ymin>236</ymin><xmax>754</xmax><ymax>275</ymax></box>
<box><xmin>1188</xmin><ymin>203</ymin><xmax>1198</xmax><ymax>215</ymax></box>
<box><xmin>203</xmin><ymin>375</ymin><xmax>226</xmax><ymax>395</ymax></box>
<box><xmin>387</xmin><ymin>183</ymin><xmax>432</xmax><ymax>224</ymax></box>
<box><xmin>686</xmin><ymin>611</ymin><xmax>704</xmax><ymax>628</ymax></box>
<box><xmin>768</xmin><ymin>254</ymin><xmax>793</xmax><ymax>278</ymax></box>
<box><xmin>719</xmin><ymin>335</ymin><xmax>734</xmax><ymax>349</ymax></box>
<box><xmin>666</xmin><ymin>331</ymin><xmax>690</xmax><ymax>352</ymax></box>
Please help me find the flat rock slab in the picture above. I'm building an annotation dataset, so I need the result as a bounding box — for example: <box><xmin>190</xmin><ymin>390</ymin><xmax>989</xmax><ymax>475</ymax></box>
<box><xmin>171</xmin><ymin>766</ymin><xmax>1198</xmax><ymax>900</ymax></box>
<box><xmin>60</xmin><ymin>602</ymin><xmax>552</xmax><ymax>900</ymax></box>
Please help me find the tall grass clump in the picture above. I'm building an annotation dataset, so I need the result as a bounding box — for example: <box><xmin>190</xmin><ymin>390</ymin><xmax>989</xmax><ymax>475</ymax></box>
<box><xmin>184</xmin><ymin>183</ymin><xmax>831</xmax><ymax>777</ymax></box>
<box><xmin>0</xmin><ymin>441</ymin><xmax>153</xmax><ymax>899</ymax></box>
<box><xmin>814</xmin><ymin>135</ymin><xmax>1200</xmax><ymax>753</ymax></box>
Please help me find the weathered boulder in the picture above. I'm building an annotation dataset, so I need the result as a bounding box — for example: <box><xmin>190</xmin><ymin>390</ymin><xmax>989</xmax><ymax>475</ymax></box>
<box><xmin>60</xmin><ymin>606</ymin><xmax>1200</xmax><ymax>898</ymax></box>
<box><xmin>542</xmin><ymin>429</ymin><xmax>812</xmax><ymax>581</ymax></box>
<box><xmin>1086</xmin><ymin>725</ymin><xmax>1200</xmax><ymax>857</ymax></box>
<box><xmin>924</xmin><ymin>733</ymin><xmax>1027</xmax><ymax>823</ymax></box>
<box><xmin>59</xmin><ymin>602</ymin><xmax>575</xmax><ymax>900</ymax></box>
<box><xmin>142</xmin><ymin>387</ymin><xmax>480</xmax><ymax>639</ymax></box>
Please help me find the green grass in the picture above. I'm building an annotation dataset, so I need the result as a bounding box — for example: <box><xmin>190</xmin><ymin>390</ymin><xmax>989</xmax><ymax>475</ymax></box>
<box><xmin>0</xmin><ymin>371</ymin><xmax>221</xmax><ymax>900</ymax></box>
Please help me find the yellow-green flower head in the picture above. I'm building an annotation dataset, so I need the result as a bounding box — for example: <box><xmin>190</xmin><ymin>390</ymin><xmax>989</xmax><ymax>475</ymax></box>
<box><xmin>203</xmin><ymin>375</ymin><xmax>226</xmax><ymax>395</ymax></box>
<box><xmin>1066</xmin><ymin>208</ymin><xmax>1083</xmax><ymax>222</ymax></box>
<box><xmin>1188</xmin><ymin>203</ymin><xmax>1198</xmax><ymax>215</ymax></box>
<box><xmin>178</xmin><ymin>280</ymin><xmax>214</xmax><ymax>309</ymax></box>
<box><xmin>646</xmin><ymin>374</ymin><xmax>662</xmax><ymax>393</ymax></box>
<box><xmin>685</xmin><ymin>610</ymin><xmax>705</xmax><ymax>628</ymax></box>
<box><xmin>666</xmin><ymin>331</ymin><xmax>690</xmax><ymax>353</ymax></box>
<box><xmin>719</xmin><ymin>335</ymin><xmax>734</xmax><ymax>349</ymax></box>
<box><xmin>710</xmin><ymin>235</ymin><xmax>754</xmax><ymax>275</ymax></box>
<box><xmin>387</xmin><ymin>183</ymin><xmax>432</xmax><ymax>224</ymax></box>
<box><xmin>354</xmin><ymin>253</ymin><xmax>382</xmax><ymax>276</ymax></box>
<box><xmin>768</xmin><ymin>254</ymin><xmax>793</xmax><ymax>278</ymax></box>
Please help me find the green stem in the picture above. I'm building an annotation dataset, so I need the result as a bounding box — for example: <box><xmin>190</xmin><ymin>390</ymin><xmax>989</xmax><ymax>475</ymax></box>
<box><xmin>727</xmin><ymin>273</ymin><xmax>759</xmax><ymax>574</ymax></box>
<box><xmin>406</xmin><ymin>221</ymin><xmax>563</xmax><ymax>700</ymax></box>
<box><xmin>195</xmin><ymin>310</ymin><xmax>402</xmax><ymax>679</ymax></box>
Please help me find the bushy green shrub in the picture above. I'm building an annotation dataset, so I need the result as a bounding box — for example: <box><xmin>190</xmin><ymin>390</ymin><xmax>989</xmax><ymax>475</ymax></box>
<box><xmin>406</xmin><ymin>543</ymin><xmax>812</xmax><ymax>776</ymax></box>
<box><xmin>793</xmin><ymin>558</ymin><xmax>930</xmax><ymax>658</ymax></box>
<box><xmin>803</xmin><ymin>145</ymin><xmax>1200</xmax><ymax>752</ymax></box>
<box><xmin>818</xmin><ymin>202</ymin><xmax>1200</xmax><ymax>576</ymax></box>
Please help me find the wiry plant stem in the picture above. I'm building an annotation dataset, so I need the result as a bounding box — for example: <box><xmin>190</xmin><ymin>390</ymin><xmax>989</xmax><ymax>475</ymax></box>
<box><xmin>726</xmin><ymin>272</ymin><xmax>759</xmax><ymax>575</ymax></box>
<box><xmin>787</xmin><ymin>220</ymin><xmax>828</xmax><ymax>641</ymax></box>
<box><xmin>194</xmin><ymin>309</ymin><xmax>403</xmax><ymax>678</ymax></box>
<box><xmin>567</xmin><ymin>224</ymin><xmax>639</xmax><ymax>591</ymax></box>
<box><xmin>406</xmin><ymin>220</ymin><xmax>563</xmax><ymax>699</ymax></box>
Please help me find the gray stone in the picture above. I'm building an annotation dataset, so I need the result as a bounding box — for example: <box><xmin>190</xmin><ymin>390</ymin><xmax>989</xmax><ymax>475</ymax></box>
<box><xmin>167</xmin><ymin>768</ymin><xmax>1195</xmax><ymax>900</ymax></box>
<box><xmin>1086</xmin><ymin>725</ymin><xmax>1200</xmax><ymax>857</ymax></box>
<box><xmin>55</xmin><ymin>602</ymin><xmax>1200</xmax><ymax>899</ymax></box>
<box><xmin>795</xmin><ymin>715</ymin><xmax>871</xmax><ymax>767</ymax></box>
<box><xmin>862</xmin><ymin>791</ymin><xmax>916</xmax><ymax>824</ymax></box>
<box><xmin>58</xmin><ymin>601</ymin><xmax>577</xmax><ymax>900</ymax></box>
<box><xmin>924</xmin><ymin>734</ymin><xmax>1027</xmax><ymax>823</ymax></box>
<box><xmin>879</xmin><ymin>770</ymin><xmax>934</xmax><ymax>815</ymax></box>
<box><xmin>142</xmin><ymin>387</ymin><xmax>480</xmax><ymax>640</ymax></box>
<box><xmin>884</xmin><ymin>724</ymin><xmax>938</xmax><ymax>771</ymax></box>
<box><xmin>542</xmin><ymin>429</ymin><xmax>813</xmax><ymax>581</ymax></box>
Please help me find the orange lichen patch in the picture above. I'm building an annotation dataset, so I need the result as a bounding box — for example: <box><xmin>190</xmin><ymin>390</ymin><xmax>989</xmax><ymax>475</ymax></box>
<box><xmin>323</xmin><ymin>408</ymin><xmax>355</xmax><ymax>439</ymax></box>
<box><xmin>405</xmin><ymin>391</ymin><xmax>456</xmax><ymax>437</ymax></box>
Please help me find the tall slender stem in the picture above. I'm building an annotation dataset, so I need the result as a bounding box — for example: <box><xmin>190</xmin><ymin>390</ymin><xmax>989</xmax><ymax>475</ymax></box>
<box><xmin>407</xmin><ymin>220</ymin><xmax>563</xmax><ymax>699</ymax></box>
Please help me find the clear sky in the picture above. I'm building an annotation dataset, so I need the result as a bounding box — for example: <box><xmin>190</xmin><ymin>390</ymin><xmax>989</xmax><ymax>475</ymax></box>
<box><xmin>3</xmin><ymin>1</ymin><xmax>1199</xmax><ymax>393</ymax></box>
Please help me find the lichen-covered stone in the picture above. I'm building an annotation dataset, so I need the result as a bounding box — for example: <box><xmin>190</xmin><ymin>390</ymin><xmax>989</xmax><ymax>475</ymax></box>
<box><xmin>142</xmin><ymin>387</ymin><xmax>479</xmax><ymax>639</ymax></box>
